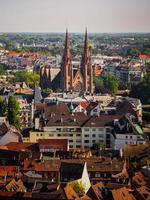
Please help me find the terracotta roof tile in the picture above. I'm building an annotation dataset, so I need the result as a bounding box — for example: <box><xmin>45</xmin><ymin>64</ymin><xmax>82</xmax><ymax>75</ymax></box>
<box><xmin>112</xmin><ymin>187</ymin><xmax>136</xmax><ymax>200</ymax></box>
<box><xmin>64</xmin><ymin>185</ymin><xmax>80</xmax><ymax>200</ymax></box>
<box><xmin>38</xmin><ymin>139</ymin><xmax>68</xmax><ymax>151</ymax></box>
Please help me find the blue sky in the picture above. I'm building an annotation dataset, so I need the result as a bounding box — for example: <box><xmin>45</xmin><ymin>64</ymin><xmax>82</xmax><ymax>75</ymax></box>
<box><xmin>0</xmin><ymin>0</ymin><xmax>150</xmax><ymax>32</ymax></box>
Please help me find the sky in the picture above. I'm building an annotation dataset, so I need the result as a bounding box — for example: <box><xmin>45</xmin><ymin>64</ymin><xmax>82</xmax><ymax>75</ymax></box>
<box><xmin>0</xmin><ymin>0</ymin><xmax>150</xmax><ymax>33</ymax></box>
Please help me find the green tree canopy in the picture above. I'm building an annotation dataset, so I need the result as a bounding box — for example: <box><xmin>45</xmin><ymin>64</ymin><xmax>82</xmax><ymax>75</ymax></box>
<box><xmin>94</xmin><ymin>73</ymin><xmax>119</xmax><ymax>94</ymax></box>
<box><xmin>93</xmin><ymin>76</ymin><xmax>104</xmax><ymax>93</ymax></box>
<box><xmin>126</xmin><ymin>48</ymin><xmax>140</xmax><ymax>56</ymax></box>
<box><xmin>92</xmin><ymin>141</ymin><xmax>106</xmax><ymax>150</ymax></box>
<box><xmin>69</xmin><ymin>181</ymin><xmax>85</xmax><ymax>197</ymax></box>
<box><xmin>15</xmin><ymin>71</ymin><xmax>40</xmax><ymax>88</ymax></box>
<box><xmin>130</xmin><ymin>73</ymin><xmax>150</xmax><ymax>104</ymax></box>
<box><xmin>8</xmin><ymin>96</ymin><xmax>22</xmax><ymax>129</ymax></box>
<box><xmin>103</xmin><ymin>72</ymin><xmax>119</xmax><ymax>94</ymax></box>
<box><xmin>0</xmin><ymin>64</ymin><xmax>6</xmax><ymax>75</ymax></box>
<box><xmin>0</xmin><ymin>96</ymin><xmax>6</xmax><ymax>116</ymax></box>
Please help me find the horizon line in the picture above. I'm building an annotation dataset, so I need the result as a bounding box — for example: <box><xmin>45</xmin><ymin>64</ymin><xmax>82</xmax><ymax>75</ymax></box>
<box><xmin>0</xmin><ymin>31</ymin><xmax>150</xmax><ymax>34</ymax></box>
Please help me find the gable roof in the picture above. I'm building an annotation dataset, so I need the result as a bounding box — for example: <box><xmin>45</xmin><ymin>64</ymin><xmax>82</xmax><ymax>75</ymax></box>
<box><xmin>64</xmin><ymin>185</ymin><xmax>79</xmax><ymax>200</ymax></box>
<box><xmin>5</xmin><ymin>142</ymin><xmax>38</xmax><ymax>152</ymax></box>
<box><xmin>83</xmin><ymin>115</ymin><xmax>123</xmax><ymax>127</ymax></box>
<box><xmin>112</xmin><ymin>187</ymin><xmax>136</xmax><ymax>200</ymax></box>
<box><xmin>38</xmin><ymin>139</ymin><xmax>68</xmax><ymax>151</ymax></box>
<box><xmin>87</xmin><ymin>183</ymin><xmax>104</xmax><ymax>200</ymax></box>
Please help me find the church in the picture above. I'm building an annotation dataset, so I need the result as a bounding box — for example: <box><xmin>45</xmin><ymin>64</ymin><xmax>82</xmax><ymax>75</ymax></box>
<box><xmin>40</xmin><ymin>29</ymin><xmax>93</xmax><ymax>94</ymax></box>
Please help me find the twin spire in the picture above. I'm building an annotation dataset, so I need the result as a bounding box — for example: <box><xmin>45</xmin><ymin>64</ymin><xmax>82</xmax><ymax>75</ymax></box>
<box><xmin>64</xmin><ymin>28</ymin><xmax>90</xmax><ymax>65</ymax></box>
<box><xmin>61</xmin><ymin>28</ymin><xmax>93</xmax><ymax>94</ymax></box>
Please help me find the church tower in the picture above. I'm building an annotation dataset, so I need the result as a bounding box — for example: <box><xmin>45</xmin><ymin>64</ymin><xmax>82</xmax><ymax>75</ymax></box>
<box><xmin>81</xmin><ymin>28</ymin><xmax>93</xmax><ymax>94</ymax></box>
<box><xmin>61</xmin><ymin>28</ymin><xmax>73</xmax><ymax>92</ymax></box>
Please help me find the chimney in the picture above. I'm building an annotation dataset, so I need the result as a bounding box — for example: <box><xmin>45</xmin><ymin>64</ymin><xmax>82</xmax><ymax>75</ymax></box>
<box><xmin>35</xmin><ymin>118</ymin><xmax>40</xmax><ymax>130</ymax></box>
<box><xmin>61</xmin><ymin>117</ymin><xmax>63</xmax><ymax>123</ymax></box>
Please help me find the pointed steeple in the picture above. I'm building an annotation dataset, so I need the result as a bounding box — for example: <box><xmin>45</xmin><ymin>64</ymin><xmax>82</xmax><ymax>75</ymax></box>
<box><xmin>84</xmin><ymin>27</ymin><xmax>88</xmax><ymax>54</ymax></box>
<box><xmin>81</xmin><ymin>28</ymin><xmax>91</xmax><ymax>94</ymax></box>
<box><xmin>65</xmin><ymin>28</ymin><xmax>69</xmax><ymax>50</ymax></box>
<box><xmin>63</xmin><ymin>28</ymin><xmax>71</xmax><ymax>61</ymax></box>
<box><xmin>61</xmin><ymin>28</ymin><xmax>72</xmax><ymax>92</ymax></box>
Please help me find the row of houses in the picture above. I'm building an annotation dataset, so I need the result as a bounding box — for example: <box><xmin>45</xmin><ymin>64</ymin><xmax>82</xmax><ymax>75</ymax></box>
<box><xmin>0</xmin><ymin>139</ymin><xmax>149</xmax><ymax>199</ymax></box>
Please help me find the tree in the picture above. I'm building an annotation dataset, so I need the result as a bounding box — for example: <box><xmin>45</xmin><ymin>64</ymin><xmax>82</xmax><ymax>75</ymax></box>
<box><xmin>0</xmin><ymin>96</ymin><xmax>6</xmax><ymax>116</ymax></box>
<box><xmin>93</xmin><ymin>76</ymin><xmax>104</xmax><ymax>93</ymax></box>
<box><xmin>130</xmin><ymin>73</ymin><xmax>150</xmax><ymax>104</ymax></box>
<box><xmin>69</xmin><ymin>181</ymin><xmax>85</xmax><ymax>197</ymax></box>
<box><xmin>26</xmin><ymin>72</ymin><xmax>40</xmax><ymax>88</ymax></box>
<box><xmin>0</xmin><ymin>64</ymin><xmax>6</xmax><ymax>75</ymax></box>
<box><xmin>92</xmin><ymin>141</ymin><xmax>106</xmax><ymax>150</ymax></box>
<box><xmin>15</xmin><ymin>71</ymin><xmax>28</xmax><ymax>82</ymax></box>
<box><xmin>15</xmin><ymin>71</ymin><xmax>40</xmax><ymax>88</ymax></box>
<box><xmin>103</xmin><ymin>73</ymin><xmax>119</xmax><ymax>94</ymax></box>
<box><xmin>94</xmin><ymin>73</ymin><xmax>119</xmax><ymax>94</ymax></box>
<box><xmin>8</xmin><ymin>96</ymin><xmax>21</xmax><ymax>129</ymax></box>
<box><xmin>126</xmin><ymin>48</ymin><xmax>140</xmax><ymax>57</ymax></box>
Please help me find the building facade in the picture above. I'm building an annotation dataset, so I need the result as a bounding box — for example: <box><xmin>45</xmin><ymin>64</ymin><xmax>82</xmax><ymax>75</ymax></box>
<box><xmin>40</xmin><ymin>29</ymin><xmax>93</xmax><ymax>94</ymax></box>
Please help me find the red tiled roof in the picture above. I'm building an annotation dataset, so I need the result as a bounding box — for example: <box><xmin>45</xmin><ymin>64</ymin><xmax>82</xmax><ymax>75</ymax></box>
<box><xmin>136</xmin><ymin>185</ymin><xmax>150</xmax><ymax>199</ymax></box>
<box><xmin>38</xmin><ymin>139</ymin><xmax>68</xmax><ymax>151</ymax></box>
<box><xmin>64</xmin><ymin>185</ymin><xmax>79</xmax><ymax>200</ymax></box>
<box><xmin>0</xmin><ymin>166</ymin><xmax>16</xmax><ymax>177</ymax></box>
<box><xmin>44</xmin><ymin>103</ymin><xmax>70</xmax><ymax>119</ymax></box>
<box><xmin>5</xmin><ymin>142</ymin><xmax>38</xmax><ymax>152</ymax></box>
<box><xmin>34</xmin><ymin>160</ymin><xmax>61</xmax><ymax>172</ymax></box>
<box><xmin>87</xmin><ymin>183</ymin><xmax>104</xmax><ymax>200</ymax></box>
<box><xmin>139</xmin><ymin>54</ymin><xmax>150</xmax><ymax>60</ymax></box>
<box><xmin>23</xmin><ymin>159</ymin><xmax>61</xmax><ymax>172</ymax></box>
<box><xmin>133</xmin><ymin>172</ymin><xmax>148</xmax><ymax>187</ymax></box>
<box><xmin>124</xmin><ymin>144</ymin><xmax>150</xmax><ymax>158</ymax></box>
<box><xmin>112</xmin><ymin>187</ymin><xmax>136</xmax><ymax>200</ymax></box>
<box><xmin>80</xmin><ymin>102</ymin><xmax>89</xmax><ymax>109</ymax></box>
<box><xmin>84</xmin><ymin>115</ymin><xmax>123</xmax><ymax>127</ymax></box>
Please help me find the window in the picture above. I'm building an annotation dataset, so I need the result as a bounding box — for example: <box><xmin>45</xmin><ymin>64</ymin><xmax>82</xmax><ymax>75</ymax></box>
<box><xmin>76</xmin><ymin>140</ymin><xmax>81</xmax><ymax>143</ymax></box>
<box><xmin>49</xmin><ymin>134</ymin><xmax>53</xmax><ymax>137</ymax></box>
<box><xmin>106</xmin><ymin>128</ymin><xmax>110</xmax><ymax>132</ymax></box>
<box><xmin>126</xmin><ymin>136</ymin><xmax>128</xmax><ymax>139</ymax></box>
<box><xmin>76</xmin><ymin>145</ymin><xmax>81</xmax><ymax>148</ymax></box>
<box><xmin>69</xmin><ymin>140</ymin><xmax>73</xmax><ymax>143</ymax></box>
<box><xmin>36</xmin><ymin>134</ymin><xmax>39</xmax><ymax>136</ymax></box>
<box><xmin>85</xmin><ymin>128</ymin><xmax>89</xmax><ymax>131</ymax></box>
<box><xmin>40</xmin><ymin>133</ymin><xmax>43</xmax><ymax>136</ymax></box>
<box><xmin>130</xmin><ymin>136</ymin><xmax>132</xmax><ymax>139</ymax></box>
<box><xmin>92</xmin><ymin>129</ymin><xmax>96</xmax><ymax>131</ymax></box>
<box><xmin>69</xmin><ymin>145</ymin><xmax>73</xmax><ymax>148</ymax></box>
<box><xmin>84</xmin><ymin>140</ymin><xmax>89</xmax><ymax>143</ymax></box>
<box><xmin>92</xmin><ymin>134</ymin><xmax>96</xmax><ymax>137</ymax></box>
<box><xmin>95</xmin><ymin>172</ymin><xmax>101</xmax><ymax>178</ymax></box>
<box><xmin>99</xmin><ymin>134</ymin><xmax>103</xmax><ymax>138</ymax></box>
<box><xmin>76</xmin><ymin>134</ymin><xmax>81</xmax><ymax>137</ymax></box>
<box><xmin>57</xmin><ymin>134</ymin><xmax>61</xmax><ymax>137</ymax></box>
<box><xmin>99</xmin><ymin>128</ymin><xmax>104</xmax><ymax>131</ymax></box>
<box><xmin>92</xmin><ymin>140</ymin><xmax>96</xmax><ymax>143</ymax></box>
<box><xmin>69</xmin><ymin>134</ymin><xmax>73</xmax><ymax>137</ymax></box>
<box><xmin>85</xmin><ymin>134</ymin><xmax>89</xmax><ymax>137</ymax></box>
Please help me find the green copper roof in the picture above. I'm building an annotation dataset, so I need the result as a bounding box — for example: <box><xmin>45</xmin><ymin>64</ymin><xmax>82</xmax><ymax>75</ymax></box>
<box><xmin>135</xmin><ymin>124</ymin><xmax>143</xmax><ymax>135</ymax></box>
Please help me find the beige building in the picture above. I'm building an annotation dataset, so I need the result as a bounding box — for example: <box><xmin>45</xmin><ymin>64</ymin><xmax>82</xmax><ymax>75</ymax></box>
<box><xmin>23</xmin><ymin>114</ymin><xmax>117</xmax><ymax>149</ymax></box>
